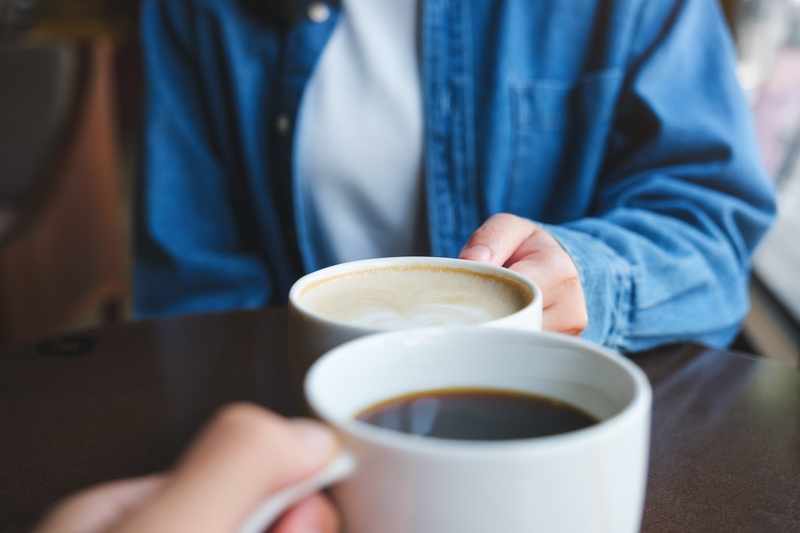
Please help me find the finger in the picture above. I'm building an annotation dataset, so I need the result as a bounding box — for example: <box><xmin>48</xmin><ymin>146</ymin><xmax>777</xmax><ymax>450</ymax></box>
<box><xmin>113</xmin><ymin>403</ymin><xmax>339</xmax><ymax>533</ymax></box>
<box><xmin>271</xmin><ymin>493</ymin><xmax>340</xmax><ymax>533</ymax></box>
<box><xmin>459</xmin><ymin>214</ymin><xmax>537</xmax><ymax>266</ymax></box>
<box><xmin>33</xmin><ymin>475</ymin><xmax>166</xmax><ymax>533</ymax></box>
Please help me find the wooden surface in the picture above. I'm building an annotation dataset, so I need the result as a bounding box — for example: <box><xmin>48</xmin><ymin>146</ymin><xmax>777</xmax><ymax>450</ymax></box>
<box><xmin>1</xmin><ymin>308</ymin><xmax>799</xmax><ymax>532</ymax></box>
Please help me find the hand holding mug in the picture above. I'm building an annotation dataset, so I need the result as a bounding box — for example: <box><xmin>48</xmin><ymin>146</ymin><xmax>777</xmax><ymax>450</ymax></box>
<box><xmin>289</xmin><ymin>256</ymin><xmax>543</xmax><ymax>384</ymax></box>
<box><xmin>460</xmin><ymin>213</ymin><xmax>588</xmax><ymax>336</ymax></box>
<box><xmin>33</xmin><ymin>404</ymin><xmax>341</xmax><ymax>533</ymax></box>
<box><xmin>35</xmin><ymin>332</ymin><xmax>650</xmax><ymax>533</ymax></box>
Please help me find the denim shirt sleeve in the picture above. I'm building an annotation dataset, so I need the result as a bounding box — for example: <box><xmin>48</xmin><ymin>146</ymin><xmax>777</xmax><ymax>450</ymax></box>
<box><xmin>134</xmin><ymin>0</ymin><xmax>271</xmax><ymax>317</ymax></box>
<box><xmin>545</xmin><ymin>0</ymin><xmax>776</xmax><ymax>353</ymax></box>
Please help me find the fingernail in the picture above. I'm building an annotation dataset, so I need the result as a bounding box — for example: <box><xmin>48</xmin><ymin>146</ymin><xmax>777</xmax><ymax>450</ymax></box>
<box><xmin>291</xmin><ymin>419</ymin><xmax>338</xmax><ymax>457</ymax></box>
<box><xmin>460</xmin><ymin>245</ymin><xmax>491</xmax><ymax>262</ymax></box>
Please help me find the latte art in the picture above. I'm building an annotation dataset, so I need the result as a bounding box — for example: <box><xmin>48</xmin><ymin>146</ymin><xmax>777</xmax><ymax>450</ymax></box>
<box><xmin>347</xmin><ymin>296</ymin><xmax>499</xmax><ymax>329</ymax></box>
<box><xmin>299</xmin><ymin>265</ymin><xmax>531</xmax><ymax>329</ymax></box>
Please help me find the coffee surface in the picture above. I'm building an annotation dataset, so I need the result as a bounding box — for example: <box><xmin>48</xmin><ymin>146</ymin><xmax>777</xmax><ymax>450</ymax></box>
<box><xmin>356</xmin><ymin>388</ymin><xmax>599</xmax><ymax>441</ymax></box>
<box><xmin>299</xmin><ymin>265</ymin><xmax>531</xmax><ymax>328</ymax></box>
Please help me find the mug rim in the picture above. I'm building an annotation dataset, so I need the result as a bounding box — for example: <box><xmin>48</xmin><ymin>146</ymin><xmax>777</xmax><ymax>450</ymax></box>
<box><xmin>288</xmin><ymin>256</ymin><xmax>541</xmax><ymax>332</ymax></box>
<box><xmin>305</xmin><ymin>327</ymin><xmax>652</xmax><ymax>456</ymax></box>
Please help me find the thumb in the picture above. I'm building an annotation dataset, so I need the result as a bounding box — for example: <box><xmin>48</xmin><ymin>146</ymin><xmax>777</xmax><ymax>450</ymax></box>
<box><xmin>459</xmin><ymin>214</ymin><xmax>537</xmax><ymax>266</ymax></box>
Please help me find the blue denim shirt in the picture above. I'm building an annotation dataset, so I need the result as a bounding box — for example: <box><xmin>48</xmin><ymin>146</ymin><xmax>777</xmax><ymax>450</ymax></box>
<box><xmin>136</xmin><ymin>0</ymin><xmax>776</xmax><ymax>352</ymax></box>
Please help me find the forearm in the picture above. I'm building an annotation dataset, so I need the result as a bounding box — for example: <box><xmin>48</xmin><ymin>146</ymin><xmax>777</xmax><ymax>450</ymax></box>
<box><xmin>546</xmin><ymin>209</ymin><xmax>764</xmax><ymax>352</ymax></box>
<box><xmin>554</xmin><ymin>0</ymin><xmax>777</xmax><ymax>352</ymax></box>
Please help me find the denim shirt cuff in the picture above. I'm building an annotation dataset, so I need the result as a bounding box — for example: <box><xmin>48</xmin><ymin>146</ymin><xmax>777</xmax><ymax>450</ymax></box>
<box><xmin>539</xmin><ymin>223</ymin><xmax>634</xmax><ymax>351</ymax></box>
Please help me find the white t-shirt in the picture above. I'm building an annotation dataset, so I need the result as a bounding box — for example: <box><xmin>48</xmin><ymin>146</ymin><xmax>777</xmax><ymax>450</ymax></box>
<box><xmin>296</xmin><ymin>0</ymin><xmax>427</xmax><ymax>266</ymax></box>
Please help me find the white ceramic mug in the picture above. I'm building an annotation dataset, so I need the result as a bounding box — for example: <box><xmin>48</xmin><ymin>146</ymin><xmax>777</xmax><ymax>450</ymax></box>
<box><xmin>288</xmin><ymin>256</ymin><xmax>543</xmax><ymax>389</ymax></box>
<box><xmin>240</xmin><ymin>327</ymin><xmax>652</xmax><ymax>533</ymax></box>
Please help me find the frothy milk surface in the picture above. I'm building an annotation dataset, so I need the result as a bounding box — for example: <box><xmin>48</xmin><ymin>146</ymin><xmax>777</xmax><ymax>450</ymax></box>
<box><xmin>299</xmin><ymin>265</ymin><xmax>532</xmax><ymax>329</ymax></box>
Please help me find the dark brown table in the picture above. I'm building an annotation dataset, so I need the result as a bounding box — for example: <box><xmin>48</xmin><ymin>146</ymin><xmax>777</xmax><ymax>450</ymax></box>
<box><xmin>2</xmin><ymin>308</ymin><xmax>799</xmax><ymax>532</ymax></box>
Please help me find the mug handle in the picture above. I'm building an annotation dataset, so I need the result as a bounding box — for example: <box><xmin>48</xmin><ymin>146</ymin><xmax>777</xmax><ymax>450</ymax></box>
<box><xmin>236</xmin><ymin>453</ymin><xmax>356</xmax><ymax>533</ymax></box>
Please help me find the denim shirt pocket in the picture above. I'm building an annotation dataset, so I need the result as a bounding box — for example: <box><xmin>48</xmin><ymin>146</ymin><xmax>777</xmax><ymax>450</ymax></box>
<box><xmin>507</xmin><ymin>69</ymin><xmax>623</xmax><ymax>218</ymax></box>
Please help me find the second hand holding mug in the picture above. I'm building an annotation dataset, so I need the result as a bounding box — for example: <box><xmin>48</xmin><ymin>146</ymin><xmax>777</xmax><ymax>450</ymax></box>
<box><xmin>288</xmin><ymin>256</ymin><xmax>543</xmax><ymax>395</ymax></box>
<box><xmin>240</xmin><ymin>327</ymin><xmax>652</xmax><ymax>533</ymax></box>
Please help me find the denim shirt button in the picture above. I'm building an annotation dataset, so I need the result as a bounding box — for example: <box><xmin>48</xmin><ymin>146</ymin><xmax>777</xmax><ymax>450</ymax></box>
<box><xmin>275</xmin><ymin>114</ymin><xmax>291</xmax><ymax>134</ymax></box>
<box><xmin>307</xmin><ymin>2</ymin><xmax>330</xmax><ymax>23</ymax></box>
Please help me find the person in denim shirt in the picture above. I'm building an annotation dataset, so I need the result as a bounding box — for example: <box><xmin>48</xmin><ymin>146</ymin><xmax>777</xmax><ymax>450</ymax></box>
<box><xmin>135</xmin><ymin>0</ymin><xmax>776</xmax><ymax>353</ymax></box>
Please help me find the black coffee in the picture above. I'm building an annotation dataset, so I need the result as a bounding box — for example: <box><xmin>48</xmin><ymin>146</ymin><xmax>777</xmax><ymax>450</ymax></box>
<box><xmin>355</xmin><ymin>387</ymin><xmax>598</xmax><ymax>441</ymax></box>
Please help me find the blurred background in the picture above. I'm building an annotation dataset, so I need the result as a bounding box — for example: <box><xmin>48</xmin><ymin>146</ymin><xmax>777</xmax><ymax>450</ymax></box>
<box><xmin>0</xmin><ymin>0</ymin><xmax>799</xmax><ymax>366</ymax></box>
<box><xmin>0</xmin><ymin>0</ymin><xmax>141</xmax><ymax>346</ymax></box>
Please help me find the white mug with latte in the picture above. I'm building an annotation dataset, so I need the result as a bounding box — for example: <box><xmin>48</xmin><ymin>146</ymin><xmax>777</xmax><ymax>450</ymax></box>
<box><xmin>288</xmin><ymin>256</ymin><xmax>543</xmax><ymax>387</ymax></box>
